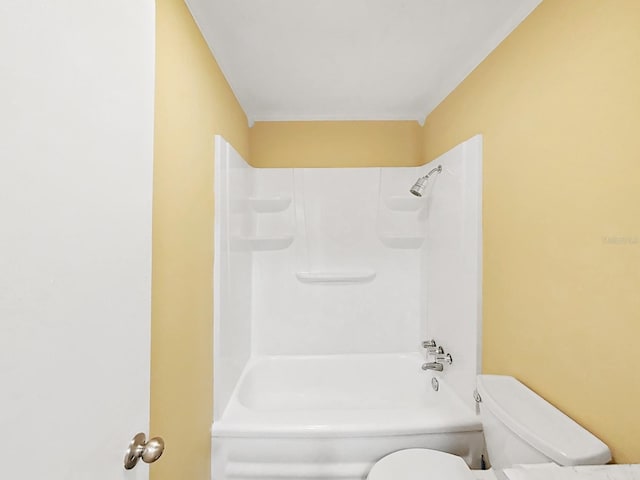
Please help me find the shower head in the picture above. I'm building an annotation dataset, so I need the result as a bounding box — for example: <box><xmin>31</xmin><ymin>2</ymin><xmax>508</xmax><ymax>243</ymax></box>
<box><xmin>410</xmin><ymin>165</ymin><xmax>442</xmax><ymax>197</ymax></box>
<box><xmin>409</xmin><ymin>177</ymin><xmax>428</xmax><ymax>197</ymax></box>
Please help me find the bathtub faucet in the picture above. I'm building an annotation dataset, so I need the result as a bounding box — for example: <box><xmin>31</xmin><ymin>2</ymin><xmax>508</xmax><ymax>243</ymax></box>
<box><xmin>421</xmin><ymin>339</ymin><xmax>453</xmax><ymax>372</ymax></box>
<box><xmin>422</xmin><ymin>362</ymin><xmax>444</xmax><ymax>372</ymax></box>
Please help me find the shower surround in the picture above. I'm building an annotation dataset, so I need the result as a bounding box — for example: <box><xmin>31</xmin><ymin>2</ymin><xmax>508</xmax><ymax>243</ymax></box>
<box><xmin>212</xmin><ymin>135</ymin><xmax>483</xmax><ymax>480</ymax></box>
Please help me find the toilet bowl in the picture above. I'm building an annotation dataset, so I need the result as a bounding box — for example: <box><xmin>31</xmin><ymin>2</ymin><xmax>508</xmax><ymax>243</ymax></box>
<box><xmin>367</xmin><ymin>375</ymin><xmax>611</xmax><ymax>480</ymax></box>
<box><xmin>368</xmin><ymin>448</ymin><xmax>476</xmax><ymax>480</ymax></box>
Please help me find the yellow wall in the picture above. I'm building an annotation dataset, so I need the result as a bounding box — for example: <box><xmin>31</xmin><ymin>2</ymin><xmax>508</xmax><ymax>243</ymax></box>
<box><xmin>250</xmin><ymin>121</ymin><xmax>423</xmax><ymax>167</ymax></box>
<box><xmin>151</xmin><ymin>1</ymin><xmax>249</xmax><ymax>479</ymax></box>
<box><xmin>151</xmin><ymin>0</ymin><xmax>640</xmax><ymax>474</ymax></box>
<box><xmin>423</xmin><ymin>0</ymin><xmax>640</xmax><ymax>463</ymax></box>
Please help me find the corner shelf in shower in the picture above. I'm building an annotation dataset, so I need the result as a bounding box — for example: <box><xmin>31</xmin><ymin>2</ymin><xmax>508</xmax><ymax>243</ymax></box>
<box><xmin>378</xmin><ymin>234</ymin><xmax>424</xmax><ymax>249</ymax></box>
<box><xmin>248</xmin><ymin>196</ymin><xmax>292</xmax><ymax>213</ymax></box>
<box><xmin>232</xmin><ymin>235</ymin><xmax>294</xmax><ymax>251</ymax></box>
<box><xmin>295</xmin><ymin>270</ymin><xmax>377</xmax><ymax>284</ymax></box>
<box><xmin>383</xmin><ymin>196</ymin><xmax>423</xmax><ymax>212</ymax></box>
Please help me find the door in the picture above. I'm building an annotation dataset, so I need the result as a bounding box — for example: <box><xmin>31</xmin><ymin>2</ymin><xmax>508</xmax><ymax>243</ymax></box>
<box><xmin>0</xmin><ymin>1</ymin><xmax>156</xmax><ymax>479</ymax></box>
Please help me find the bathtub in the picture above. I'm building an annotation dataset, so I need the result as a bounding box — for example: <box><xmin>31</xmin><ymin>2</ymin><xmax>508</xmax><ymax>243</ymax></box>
<box><xmin>212</xmin><ymin>353</ymin><xmax>484</xmax><ymax>480</ymax></box>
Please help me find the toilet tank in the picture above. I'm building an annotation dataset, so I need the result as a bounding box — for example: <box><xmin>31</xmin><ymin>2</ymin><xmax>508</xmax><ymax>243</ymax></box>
<box><xmin>476</xmin><ymin>375</ymin><xmax>611</xmax><ymax>470</ymax></box>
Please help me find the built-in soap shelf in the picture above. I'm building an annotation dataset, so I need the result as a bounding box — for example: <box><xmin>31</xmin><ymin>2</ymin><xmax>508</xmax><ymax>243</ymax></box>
<box><xmin>378</xmin><ymin>234</ymin><xmax>424</xmax><ymax>249</ymax></box>
<box><xmin>232</xmin><ymin>235</ymin><xmax>294</xmax><ymax>251</ymax></box>
<box><xmin>378</xmin><ymin>191</ymin><xmax>425</xmax><ymax>249</ymax></box>
<box><xmin>248</xmin><ymin>196</ymin><xmax>292</xmax><ymax>213</ymax></box>
<box><xmin>295</xmin><ymin>270</ymin><xmax>376</xmax><ymax>284</ymax></box>
<box><xmin>236</xmin><ymin>195</ymin><xmax>293</xmax><ymax>251</ymax></box>
<box><xmin>384</xmin><ymin>196</ymin><xmax>422</xmax><ymax>212</ymax></box>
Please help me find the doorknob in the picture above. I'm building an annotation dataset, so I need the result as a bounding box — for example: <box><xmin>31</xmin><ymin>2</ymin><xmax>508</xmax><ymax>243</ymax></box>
<box><xmin>124</xmin><ymin>432</ymin><xmax>165</xmax><ymax>470</ymax></box>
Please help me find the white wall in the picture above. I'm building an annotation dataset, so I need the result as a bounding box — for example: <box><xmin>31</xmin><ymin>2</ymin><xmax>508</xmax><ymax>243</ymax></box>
<box><xmin>251</xmin><ymin>166</ymin><xmax>425</xmax><ymax>355</ymax></box>
<box><xmin>0</xmin><ymin>1</ymin><xmax>155</xmax><ymax>477</ymax></box>
<box><xmin>422</xmin><ymin>135</ymin><xmax>483</xmax><ymax>411</ymax></box>
<box><xmin>214</xmin><ymin>137</ymin><xmax>254</xmax><ymax>420</ymax></box>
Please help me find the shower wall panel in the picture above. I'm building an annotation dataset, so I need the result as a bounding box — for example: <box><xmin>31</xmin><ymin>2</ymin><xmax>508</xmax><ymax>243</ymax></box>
<box><xmin>421</xmin><ymin>135</ymin><xmax>483</xmax><ymax>411</ymax></box>
<box><xmin>252</xmin><ymin>167</ymin><xmax>425</xmax><ymax>355</ymax></box>
<box><xmin>213</xmin><ymin>137</ymin><xmax>253</xmax><ymax>420</ymax></box>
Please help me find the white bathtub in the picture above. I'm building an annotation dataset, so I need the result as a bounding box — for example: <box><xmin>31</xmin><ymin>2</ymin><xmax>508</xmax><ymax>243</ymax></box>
<box><xmin>212</xmin><ymin>353</ymin><xmax>484</xmax><ymax>480</ymax></box>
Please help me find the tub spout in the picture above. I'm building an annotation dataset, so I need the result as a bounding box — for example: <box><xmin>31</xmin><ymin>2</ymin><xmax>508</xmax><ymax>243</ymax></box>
<box><xmin>421</xmin><ymin>362</ymin><xmax>444</xmax><ymax>372</ymax></box>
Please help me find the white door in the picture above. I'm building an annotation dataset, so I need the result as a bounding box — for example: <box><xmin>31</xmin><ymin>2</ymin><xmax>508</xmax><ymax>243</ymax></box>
<box><xmin>0</xmin><ymin>1</ymin><xmax>156</xmax><ymax>479</ymax></box>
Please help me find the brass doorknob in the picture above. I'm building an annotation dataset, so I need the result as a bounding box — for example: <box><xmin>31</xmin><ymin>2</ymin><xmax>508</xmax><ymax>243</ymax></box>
<box><xmin>124</xmin><ymin>432</ymin><xmax>165</xmax><ymax>470</ymax></box>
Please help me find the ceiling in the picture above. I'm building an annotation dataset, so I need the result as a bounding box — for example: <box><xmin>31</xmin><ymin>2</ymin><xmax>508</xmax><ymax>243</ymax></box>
<box><xmin>185</xmin><ymin>0</ymin><xmax>541</xmax><ymax>125</ymax></box>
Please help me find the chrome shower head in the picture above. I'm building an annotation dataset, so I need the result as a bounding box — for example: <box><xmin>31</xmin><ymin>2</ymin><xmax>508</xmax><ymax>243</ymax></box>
<box><xmin>410</xmin><ymin>177</ymin><xmax>428</xmax><ymax>197</ymax></box>
<box><xmin>409</xmin><ymin>165</ymin><xmax>442</xmax><ymax>197</ymax></box>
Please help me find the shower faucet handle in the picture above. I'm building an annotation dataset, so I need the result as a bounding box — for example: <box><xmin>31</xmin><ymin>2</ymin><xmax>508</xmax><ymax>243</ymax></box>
<box><xmin>422</xmin><ymin>340</ymin><xmax>443</xmax><ymax>355</ymax></box>
<box><xmin>422</xmin><ymin>340</ymin><xmax>441</xmax><ymax>355</ymax></box>
<box><xmin>435</xmin><ymin>353</ymin><xmax>453</xmax><ymax>365</ymax></box>
<box><xmin>422</xmin><ymin>340</ymin><xmax>437</xmax><ymax>348</ymax></box>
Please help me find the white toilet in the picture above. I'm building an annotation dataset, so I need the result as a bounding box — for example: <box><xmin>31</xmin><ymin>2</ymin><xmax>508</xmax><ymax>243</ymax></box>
<box><xmin>368</xmin><ymin>375</ymin><xmax>611</xmax><ymax>480</ymax></box>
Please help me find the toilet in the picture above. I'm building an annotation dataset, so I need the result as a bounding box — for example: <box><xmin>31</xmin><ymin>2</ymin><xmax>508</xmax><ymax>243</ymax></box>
<box><xmin>367</xmin><ymin>375</ymin><xmax>612</xmax><ymax>480</ymax></box>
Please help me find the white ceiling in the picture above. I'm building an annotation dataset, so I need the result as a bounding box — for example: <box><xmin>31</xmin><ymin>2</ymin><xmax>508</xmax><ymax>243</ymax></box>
<box><xmin>185</xmin><ymin>0</ymin><xmax>541</xmax><ymax>125</ymax></box>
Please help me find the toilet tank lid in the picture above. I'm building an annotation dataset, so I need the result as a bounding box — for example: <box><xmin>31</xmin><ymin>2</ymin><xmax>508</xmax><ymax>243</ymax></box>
<box><xmin>476</xmin><ymin>375</ymin><xmax>611</xmax><ymax>466</ymax></box>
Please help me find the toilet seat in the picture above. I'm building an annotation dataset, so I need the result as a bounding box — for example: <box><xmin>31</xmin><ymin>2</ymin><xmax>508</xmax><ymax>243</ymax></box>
<box><xmin>367</xmin><ymin>448</ymin><xmax>476</xmax><ymax>480</ymax></box>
